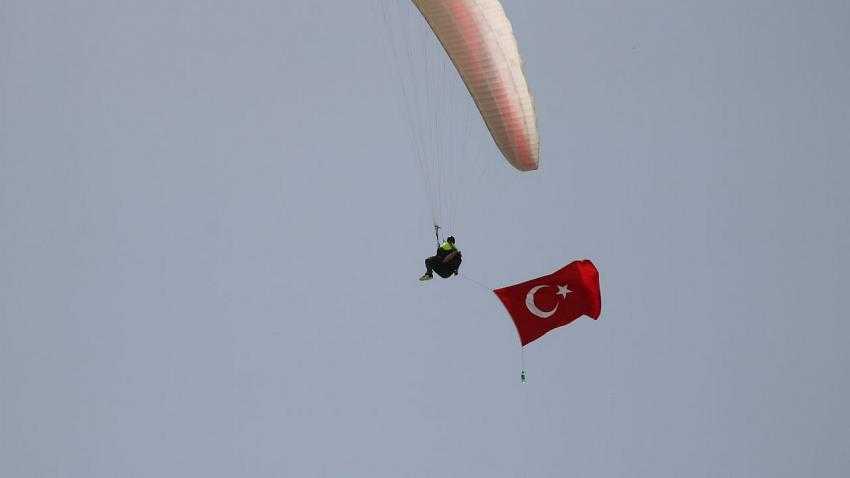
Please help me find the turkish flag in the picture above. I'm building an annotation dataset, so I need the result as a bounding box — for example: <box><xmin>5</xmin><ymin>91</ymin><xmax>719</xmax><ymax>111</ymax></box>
<box><xmin>493</xmin><ymin>260</ymin><xmax>602</xmax><ymax>346</ymax></box>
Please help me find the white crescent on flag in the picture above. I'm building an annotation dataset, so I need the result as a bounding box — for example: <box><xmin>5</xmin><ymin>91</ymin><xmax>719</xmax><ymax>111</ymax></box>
<box><xmin>525</xmin><ymin>285</ymin><xmax>558</xmax><ymax>319</ymax></box>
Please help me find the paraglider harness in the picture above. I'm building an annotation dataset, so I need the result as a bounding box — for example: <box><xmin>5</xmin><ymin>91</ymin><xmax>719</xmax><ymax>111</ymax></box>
<box><xmin>428</xmin><ymin>226</ymin><xmax>462</xmax><ymax>278</ymax></box>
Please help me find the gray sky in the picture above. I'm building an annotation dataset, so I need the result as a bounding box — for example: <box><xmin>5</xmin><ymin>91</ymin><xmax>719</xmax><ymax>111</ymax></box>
<box><xmin>2</xmin><ymin>1</ymin><xmax>848</xmax><ymax>476</ymax></box>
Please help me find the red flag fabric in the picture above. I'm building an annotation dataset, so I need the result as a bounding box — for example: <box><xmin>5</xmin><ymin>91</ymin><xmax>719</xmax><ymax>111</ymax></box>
<box><xmin>493</xmin><ymin>260</ymin><xmax>602</xmax><ymax>346</ymax></box>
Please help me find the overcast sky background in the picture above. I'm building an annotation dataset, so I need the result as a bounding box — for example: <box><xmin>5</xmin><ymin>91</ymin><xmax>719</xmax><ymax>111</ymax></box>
<box><xmin>2</xmin><ymin>1</ymin><xmax>849</xmax><ymax>476</ymax></box>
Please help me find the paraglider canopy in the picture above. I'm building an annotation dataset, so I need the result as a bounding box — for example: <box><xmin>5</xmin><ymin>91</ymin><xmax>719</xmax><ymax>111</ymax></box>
<box><xmin>412</xmin><ymin>0</ymin><xmax>540</xmax><ymax>171</ymax></box>
<box><xmin>376</xmin><ymin>0</ymin><xmax>540</xmax><ymax>232</ymax></box>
